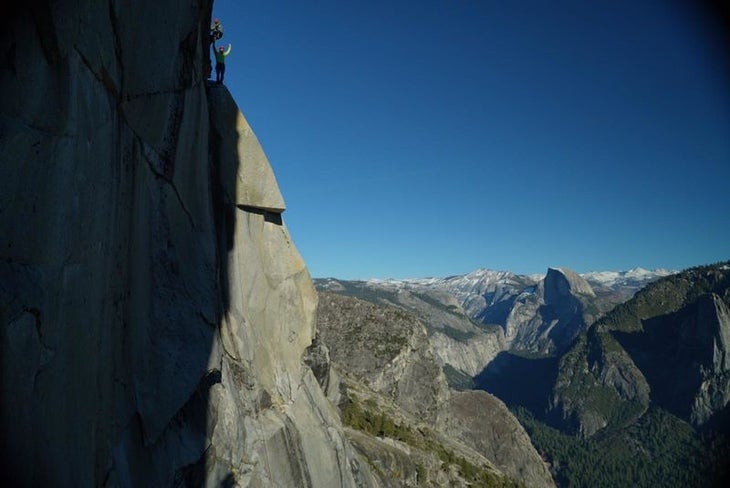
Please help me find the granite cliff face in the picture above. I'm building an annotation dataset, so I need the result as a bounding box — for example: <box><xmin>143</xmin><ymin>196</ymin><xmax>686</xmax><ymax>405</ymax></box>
<box><xmin>690</xmin><ymin>293</ymin><xmax>730</xmax><ymax>424</ymax></box>
<box><xmin>505</xmin><ymin>267</ymin><xmax>597</xmax><ymax>355</ymax></box>
<box><xmin>1</xmin><ymin>2</ymin><xmax>372</xmax><ymax>486</ymax></box>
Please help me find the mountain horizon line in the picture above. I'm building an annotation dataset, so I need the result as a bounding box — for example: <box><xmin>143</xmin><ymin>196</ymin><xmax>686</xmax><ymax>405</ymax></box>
<box><xmin>314</xmin><ymin>265</ymin><xmax>678</xmax><ymax>283</ymax></box>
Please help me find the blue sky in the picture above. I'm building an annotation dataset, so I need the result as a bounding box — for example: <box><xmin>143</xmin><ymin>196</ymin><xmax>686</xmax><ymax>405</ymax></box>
<box><xmin>211</xmin><ymin>0</ymin><xmax>729</xmax><ymax>279</ymax></box>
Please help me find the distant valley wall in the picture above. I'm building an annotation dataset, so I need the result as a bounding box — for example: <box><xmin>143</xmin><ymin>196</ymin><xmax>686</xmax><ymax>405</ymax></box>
<box><xmin>315</xmin><ymin>267</ymin><xmax>668</xmax><ymax>380</ymax></box>
<box><xmin>549</xmin><ymin>263</ymin><xmax>730</xmax><ymax>437</ymax></box>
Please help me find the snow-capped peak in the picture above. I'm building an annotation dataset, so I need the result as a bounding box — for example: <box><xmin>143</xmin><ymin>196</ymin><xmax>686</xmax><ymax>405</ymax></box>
<box><xmin>581</xmin><ymin>268</ymin><xmax>674</xmax><ymax>287</ymax></box>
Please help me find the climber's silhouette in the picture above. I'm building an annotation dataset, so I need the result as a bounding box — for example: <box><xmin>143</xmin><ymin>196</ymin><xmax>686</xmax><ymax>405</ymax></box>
<box><xmin>204</xmin><ymin>19</ymin><xmax>223</xmax><ymax>81</ymax></box>
<box><xmin>213</xmin><ymin>43</ymin><xmax>232</xmax><ymax>85</ymax></box>
<box><xmin>210</xmin><ymin>18</ymin><xmax>223</xmax><ymax>42</ymax></box>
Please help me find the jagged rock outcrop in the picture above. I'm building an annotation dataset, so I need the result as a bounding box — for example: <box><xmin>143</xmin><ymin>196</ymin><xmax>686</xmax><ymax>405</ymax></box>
<box><xmin>691</xmin><ymin>293</ymin><xmax>730</xmax><ymax>424</ymax></box>
<box><xmin>316</xmin><ymin>292</ymin><xmax>450</xmax><ymax>422</ymax></box>
<box><xmin>1</xmin><ymin>2</ymin><xmax>374</xmax><ymax>486</ymax></box>
<box><xmin>317</xmin><ymin>293</ymin><xmax>555</xmax><ymax>487</ymax></box>
<box><xmin>314</xmin><ymin>278</ymin><xmax>506</xmax><ymax>379</ymax></box>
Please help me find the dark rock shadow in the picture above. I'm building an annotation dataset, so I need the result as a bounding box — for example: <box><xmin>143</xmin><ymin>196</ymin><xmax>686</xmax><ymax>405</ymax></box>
<box><xmin>0</xmin><ymin>1</ymin><xmax>253</xmax><ymax>485</ymax></box>
<box><xmin>612</xmin><ymin>303</ymin><xmax>706</xmax><ymax>422</ymax></box>
<box><xmin>474</xmin><ymin>351</ymin><xmax>560</xmax><ymax>418</ymax></box>
<box><xmin>474</xmin><ymin>297</ymin><xmax>516</xmax><ymax>326</ymax></box>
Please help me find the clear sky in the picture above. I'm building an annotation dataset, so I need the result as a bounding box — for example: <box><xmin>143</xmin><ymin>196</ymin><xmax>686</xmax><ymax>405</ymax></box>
<box><xmin>211</xmin><ymin>0</ymin><xmax>729</xmax><ymax>279</ymax></box>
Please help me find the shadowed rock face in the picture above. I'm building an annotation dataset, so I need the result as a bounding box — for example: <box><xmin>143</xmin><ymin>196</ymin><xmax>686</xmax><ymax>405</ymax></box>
<box><xmin>612</xmin><ymin>292</ymin><xmax>730</xmax><ymax>426</ymax></box>
<box><xmin>1</xmin><ymin>2</ymin><xmax>373</xmax><ymax>486</ymax></box>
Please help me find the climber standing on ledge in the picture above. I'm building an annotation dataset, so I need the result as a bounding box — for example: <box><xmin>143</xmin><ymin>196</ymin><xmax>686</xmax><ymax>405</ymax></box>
<box><xmin>213</xmin><ymin>42</ymin><xmax>232</xmax><ymax>85</ymax></box>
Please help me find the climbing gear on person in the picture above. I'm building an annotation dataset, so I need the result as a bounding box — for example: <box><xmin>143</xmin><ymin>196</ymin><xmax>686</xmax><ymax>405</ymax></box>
<box><xmin>211</xmin><ymin>18</ymin><xmax>223</xmax><ymax>40</ymax></box>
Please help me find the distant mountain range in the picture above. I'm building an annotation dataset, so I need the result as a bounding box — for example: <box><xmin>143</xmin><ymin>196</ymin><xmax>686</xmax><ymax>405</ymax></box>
<box><xmin>581</xmin><ymin>267</ymin><xmax>675</xmax><ymax>287</ymax></box>
<box><xmin>314</xmin><ymin>262</ymin><xmax>730</xmax><ymax>487</ymax></box>
<box><xmin>316</xmin><ymin>266</ymin><xmax>674</xmax><ymax>359</ymax></box>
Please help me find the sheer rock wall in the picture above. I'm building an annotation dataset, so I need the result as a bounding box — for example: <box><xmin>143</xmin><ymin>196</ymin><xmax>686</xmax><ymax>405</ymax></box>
<box><xmin>0</xmin><ymin>2</ymin><xmax>371</xmax><ymax>486</ymax></box>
